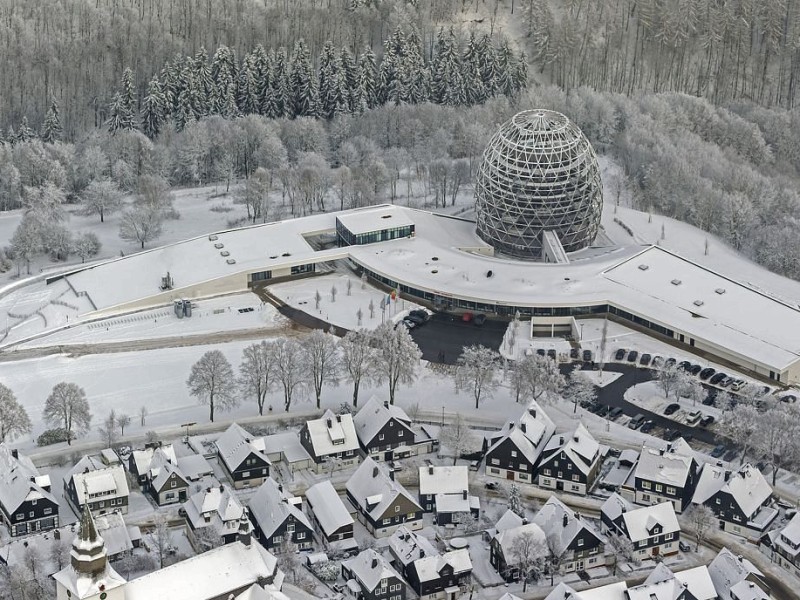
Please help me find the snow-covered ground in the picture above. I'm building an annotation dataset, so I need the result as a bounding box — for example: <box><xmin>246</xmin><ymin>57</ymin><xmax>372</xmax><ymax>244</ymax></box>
<box><xmin>624</xmin><ymin>381</ymin><xmax>723</xmax><ymax>425</ymax></box>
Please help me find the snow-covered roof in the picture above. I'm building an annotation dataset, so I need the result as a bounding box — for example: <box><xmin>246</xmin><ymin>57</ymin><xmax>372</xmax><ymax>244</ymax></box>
<box><xmin>413</xmin><ymin>548</ymin><xmax>472</xmax><ymax>582</ymax></box>
<box><xmin>488</xmin><ymin>400</ymin><xmax>556</xmax><ymax>466</ymax></box>
<box><xmin>67</xmin><ymin>456</ymin><xmax>129</xmax><ymax>505</ymax></box>
<box><xmin>216</xmin><ymin>423</ymin><xmax>271</xmax><ymax>471</ymax></box>
<box><xmin>418</xmin><ymin>465</ymin><xmax>469</xmax><ymax>496</ymax></box>
<box><xmin>542</xmin><ymin>422</ymin><xmax>599</xmax><ymax>475</ymax></box>
<box><xmin>150</xmin><ymin>448</ymin><xmax>186</xmax><ymax>491</ymax></box>
<box><xmin>176</xmin><ymin>453</ymin><xmax>213</xmax><ymax>480</ymax></box>
<box><xmin>336</xmin><ymin>206</ymin><xmax>415</xmax><ymax>235</ymax></box>
<box><xmin>248</xmin><ymin>478</ymin><xmax>311</xmax><ymax>539</ymax></box>
<box><xmin>544</xmin><ymin>581</ymin><xmax>628</xmax><ymax>600</ymax></box>
<box><xmin>729</xmin><ymin>579</ymin><xmax>770</xmax><ymax>600</ymax></box>
<box><xmin>494</xmin><ymin>522</ymin><xmax>546</xmax><ymax>558</ymax></box>
<box><xmin>600</xmin><ymin>493</ymin><xmax>632</xmax><ymax>524</ymax></box>
<box><xmin>532</xmin><ymin>496</ymin><xmax>604</xmax><ymax>556</ymax></box>
<box><xmin>353</xmin><ymin>396</ymin><xmax>413</xmax><ymax>446</ymax></box>
<box><xmin>343</xmin><ymin>549</ymin><xmax>403</xmax><ymax>593</ymax></box>
<box><xmin>621</xmin><ymin>502</ymin><xmax>680</xmax><ymax>543</ymax></box>
<box><xmin>184</xmin><ymin>484</ymin><xmax>245</xmax><ymax>535</ymax></box>
<box><xmin>693</xmin><ymin>463</ymin><xmax>772</xmax><ymax>518</ymax></box>
<box><xmin>388</xmin><ymin>526</ymin><xmax>439</xmax><ymax>567</ymax></box>
<box><xmin>0</xmin><ymin>444</ymin><xmax>56</xmax><ymax>512</ymax></box>
<box><xmin>346</xmin><ymin>458</ymin><xmax>421</xmax><ymax>520</ymax></box>
<box><xmin>123</xmin><ymin>539</ymin><xmax>278</xmax><ymax>600</ymax></box>
<box><xmin>261</xmin><ymin>431</ymin><xmax>312</xmax><ymax>464</ymax></box>
<box><xmin>305</xmin><ymin>480</ymin><xmax>354</xmax><ymax>537</ymax></box>
<box><xmin>627</xmin><ymin>565</ymin><xmax>717</xmax><ymax>600</ymax></box>
<box><xmin>434</xmin><ymin>492</ymin><xmax>479</xmax><ymax>514</ymax></box>
<box><xmin>777</xmin><ymin>513</ymin><xmax>800</xmax><ymax>557</ymax></box>
<box><xmin>130</xmin><ymin>444</ymin><xmax>177</xmax><ymax>476</ymax></box>
<box><xmin>707</xmin><ymin>548</ymin><xmax>765</xmax><ymax>600</ymax></box>
<box><xmin>303</xmin><ymin>410</ymin><xmax>359</xmax><ymax>458</ymax></box>
<box><xmin>634</xmin><ymin>441</ymin><xmax>695</xmax><ymax>487</ymax></box>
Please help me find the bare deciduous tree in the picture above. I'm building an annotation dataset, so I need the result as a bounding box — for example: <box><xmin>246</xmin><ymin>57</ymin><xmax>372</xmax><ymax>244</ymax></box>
<box><xmin>0</xmin><ymin>383</ymin><xmax>31</xmax><ymax>442</ymax></box>
<box><xmin>119</xmin><ymin>206</ymin><xmax>163</xmax><ymax>249</ymax></box>
<box><xmin>187</xmin><ymin>350</ymin><xmax>238</xmax><ymax>422</ymax></box>
<box><xmin>508</xmin><ymin>354</ymin><xmax>565</xmax><ymax>405</ymax></box>
<box><xmin>116</xmin><ymin>413</ymin><xmax>131</xmax><ymax>436</ymax></box>
<box><xmin>80</xmin><ymin>178</ymin><xmax>122</xmax><ymax>223</ymax></box>
<box><xmin>371</xmin><ymin>323</ymin><xmax>421</xmax><ymax>404</ymax></box>
<box><xmin>301</xmin><ymin>329</ymin><xmax>340</xmax><ymax>408</ymax></box>
<box><xmin>274</xmin><ymin>338</ymin><xmax>305</xmax><ymax>412</ymax></box>
<box><xmin>686</xmin><ymin>504</ymin><xmax>716</xmax><ymax>552</ymax></box>
<box><xmin>238</xmin><ymin>341</ymin><xmax>275</xmax><ymax>415</ymax></box>
<box><xmin>509</xmin><ymin>531</ymin><xmax>545</xmax><ymax>592</ymax></box>
<box><xmin>438</xmin><ymin>413</ymin><xmax>475</xmax><ymax>465</ymax></box>
<box><xmin>42</xmin><ymin>382</ymin><xmax>92</xmax><ymax>445</ymax></box>
<box><xmin>97</xmin><ymin>408</ymin><xmax>119</xmax><ymax>447</ymax></box>
<box><xmin>564</xmin><ymin>367</ymin><xmax>597</xmax><ymax>413</ymax></box>
<box><xmin>340</xmin><ymin>329</ymin><xmax>374</xmax><ymax>407</ymax></box>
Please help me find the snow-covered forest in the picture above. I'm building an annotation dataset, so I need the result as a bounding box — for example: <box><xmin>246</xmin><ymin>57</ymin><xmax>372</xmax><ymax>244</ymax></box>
<box><xmin>1</xmin><ymin>0</ymin><xmax>799</xmax><ymax>281</ymax></box>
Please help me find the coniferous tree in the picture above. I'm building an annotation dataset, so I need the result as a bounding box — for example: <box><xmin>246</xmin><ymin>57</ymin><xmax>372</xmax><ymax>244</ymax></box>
<box><xmin>496</xmin><ymin>40</ymin><xmax>516</xmax><ymax>98</ymax></box>
<box><xmin>160</xmin><ymin>55</ymin><xmax>184</xmax><ymax>114</ymax></box>
<box><xmin>477</xmin><ymin>34</ymin><xmax>499</xmax><ymax>97</ymax></box>
<box><xmin>358</xmin><ymin>47</ymin><xmax>379</xmax><ymax>110</ymax></box>
<box><xmin>211</xmin><ymin>46</ymin><xmax>239</xmax><ymax>117</ymax></box>
<box><xmin>6</xmin><ymin>126</ymin><xmax>15</xmax><ymax>145</ymax></box>
<box><xmin>16</xmin><ymin>117</ymin><xmax>34</xmax><ymax>143</ymax></box>
<box><xmin>289</xmin><ymin>40</ymin><xmax>319</xmax><ymax>118</ymax></box>
<box><xmin>339</xmin><ymin>47</ymin><xmax>359</xmax><ymax>112</ymax></box>
<box><xmin>515</xmin><ymin>52</ymin><xmax>529</xmax><ymax>94</ymax></box>
<box><xmin>406</xmin><ymin>27</ymin><xmax>430</xmax><ymax>104</ymax></box>
<box><xmin>380</xmin><ymin>27</ymin><xmax>410</xmax><ymax>105</ymax></box>
<box><xmin>269</xmin><ymin>48</ymin><xmax>291</xmax><ymax>118</ymax></box>
<box><xmin>193</xmin><ymin>48</ymin><xmax>214</xmax><ymax>117</ymax></box>
<box><xmin>433</xmin><ymin>28</ymin><xmax>464</xmax><ymax>106</ymax></box>
<box><xmin>107</xmin><ymin>68</ymin><xmax>137</xmax><ymax>133</ymax></box>
<box><xmin>173</xmin><ymin>86</ymin><xmax>194</xmax><ymax>132</ymax></box>
<box><xmin>318</xmin><ymin>41</ymin><xmax>348</xmax><ymax>119</ymax></box>
<box><xmin>251</xmin><ymin>44</ymin><xmax>271</xmax><ymax>115</ymax></box>
<box><xmin>237</xmin><ymin>53</ymin><xmax>259</xmax><ymax>115</ymax></box>
<box><xmin>40</xmin><ymin>97</ymin><xmax>62</xmax><ymax>143</ymax></box>
<box><xmin>141</xmin><ymin>78</ymin><xmax>167</xmax><ymax>139</ymax></box>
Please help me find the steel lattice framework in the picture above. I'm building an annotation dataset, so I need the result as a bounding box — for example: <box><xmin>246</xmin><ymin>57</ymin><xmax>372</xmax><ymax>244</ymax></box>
<box><xmin>475</xmin><ymin>110</ymin><xmax>603</xmax><ymax>259</ymax></box>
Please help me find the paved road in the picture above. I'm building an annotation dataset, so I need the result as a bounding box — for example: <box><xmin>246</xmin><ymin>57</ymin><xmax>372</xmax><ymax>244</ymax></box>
<box><xmin>409</xmin><ymin>313</ymin><xmax>506</xmax><ymax>364</ymax></box>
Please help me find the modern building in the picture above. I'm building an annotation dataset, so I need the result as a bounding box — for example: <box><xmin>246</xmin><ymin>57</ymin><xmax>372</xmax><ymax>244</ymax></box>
<box><xmin>474</xmin><ymin>109</ymin><xmax>603</xmax><ymax>258</ymax></box>
<box><xmin>0</xmin><ymin>445</ymin><xmax>59</xmax><ymax>537</ymax></box>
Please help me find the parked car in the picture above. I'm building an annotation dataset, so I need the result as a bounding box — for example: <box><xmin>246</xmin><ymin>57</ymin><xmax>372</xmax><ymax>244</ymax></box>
<box><xmin>689</xmin><ymin>364</ymin><xmax>703</xmax><ymax>376</ymax></box>
<box><xmin>699</xmin><ymin>367</ymin><xmax>716</xmax><ymax>380</ymax></box>
<box><xmin>678</xmin><ymin>361</ymin><xmax>691</xmax><ymax>371</ymax></box>
<box><xmin>723</xmin><ymin>448</ymin><xmax>739</xmax><ymax>462</ymax></box>
<box><xmin>640</xmin><ymin>420</ymin><xmax>656</xmax><ymax>433</ymax></box>
<box><xmin>709</xmin><ymin>372</ymin><xmax>726</xmax><ymax>385</ymax></box>
<box><xmin>582</xmin><ymin>349</ymin><xmax>593</xmax><ymax>362</ymax></box>
<box><xmin>639</xmin><ymin>353</ymin><xmax>652</xmax><ymax>366</ymax></box>
<box><xmin>699</xmin><ymin>415</ymin><xmax>715</xmax><ymax>427</ymax></box>
<box><xmin>702</xmin><ymin>394</ymin><xmax>717</xmax><ymax>406</ymax></box>
<box><xmin>608</xmin><ymin>407</ymin><xmax>624</xmax><ymax>420</ymax></box>
<box><xmin>473</xmin><ymin>313</ymin><xmax>487</xmax><ymax>326</ymax></box>
<box><xmin>651</xmin><ymin>356</ymin><xmax>664</xmax><ymax>368</ymax></box>
<box><xmin>720</xmin><ymin>376</ymin><xmax>734</xmax><ymax>388</ymax></box>
<box><xmin>399</xmin><ymin>318</ymin><xmax>416</xmax><ymax>330</ymax></box>
<box><xmin>408</xmin><ymin>309</ymin><xmax>430</xmax><ymax>322</ymax></box>
<box><xmin>686</xmin><ymin>410</ymin><xmax>703</xmax><ymax>425</ymax></box>
<box><xmin>615</xmin><ymin>349</ymin><xmax>627</xmax><ymax>360</ymax></box>
<box><xmin>580</xmin><ymin>399</ymin><xmax>596</xmax><ymax>409</ymax></box>
<box><xmin>710</xmin><ymin>444</ymin><xmax>727</xmax><ymax>458</ymax></box>
<box><xmin>679</xmin><ymin>541</ymin><xmax>692</xmax><ymax>552</ymax></box>
<box><xmin>536</xmin><ymin>348</ymin><xmax>546</xmax><ymax>356</ymax></box>
<box><xmin>570</xmin><ymin>348</ymin><xmax>579</xmax><ymax>360</ymax></box>
<box><xmin>405</xmin><ymin>313</ymin><xmax>427</xmax><ymax>326</ymax></box>
<box><xmin>628</xmin><ymin>414</ymin><xmax>646</xmax><ymax>429</ymax></box>
<box><xmin>627</xmin><ymin>350</ymin><xmax>638</xmax><ymax>363</ymax></box>
<box><xmin>664</xmin><ymin>403</ymin><xmax>681</xmax><ymax>415</ymax></box>
<box><xmin>731</xmin><ymin>379</ymin><xmax>746</xmax><ymax>391</ymax></box>
<box><xmin>597</xmin><ymin>405</ymin><xmax>611</xmax><ymax>417</ymax></box>
<box><xmin>664</xmin><ymin>358</ymin><xmax>677</xmax><ymax>368</ymax></box>
<box><xmin>664</xmin><ymin>429</ymin><xmax>681</xmax><ymax>441</ymax></box>
<box><xmin>547</xmin><ymin>349</ymin><xmax>557</xmax><ymax>360</ymax></box>
<box><xmin>781</xmin><ymin>394</ymin><xmax>798</xmax><ymax>404</ymax></box>
<box><xmin>485</xmin><ymin>481</ymin><xmax>499</xmax><ymax>490</ymax></box>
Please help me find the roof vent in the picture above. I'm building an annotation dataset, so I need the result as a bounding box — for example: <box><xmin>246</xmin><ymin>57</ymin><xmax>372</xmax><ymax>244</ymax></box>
<box><xmin>381</xmin><ymin>215</ymin><xmax>392</xmax><ymax>219</ymax></box>
<box><xmin>220</xmin><ymin>251</ymin><xmax>230</xmax><ymax>257</ymax></box>
<box><xmin>208</xmin><ymin>235</ymin><xmax>218</xmax><ymax>241</ymax></box>
<box><xmin>282</xmin><ymin>252</ymin><xmax>291</xmax><ymax>257</ymax></box>
<box><xmin>226</xmin><ymin>258</ymin><xmax>236</xmax><ymax>265</ymax></box>
<box><xmin>638</xmin><ymin>264</ymin><xmax>649</xmax><ymax>271</ymax></box>
<box><xmin>214</xmin><ymin>243</ymin><xmax>224</xmax><ymax>249</ymax></box>
<box><xmin>693</xmin><ymin>300</ymin><xmax>704</xmax><ymax>307</ymax></box>
<box><xmin>671</xmin><ymin>279</ymin><xmax>682</xmax><ymax>286</ymax></box>
<box><xmin>715</xmin><ymin>288</ymin><xmax>726</xmax><ymax>295</ymax></box>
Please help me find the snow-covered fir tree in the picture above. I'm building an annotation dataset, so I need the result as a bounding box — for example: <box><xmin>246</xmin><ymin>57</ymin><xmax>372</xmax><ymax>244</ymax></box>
<box><xmin>107</xmin><ymin>68</ymin><xmax>137</xmax><ymax>133</ymax></box>
<box><xmin>477</xmin><ymin>34</ymin><xmax>499</xmax><ymax>96</ymax></box>
<box><xmin>237</xmin><ymin>53</ymin><xmax>260</xmax><ymax>115</ymax></box>
<box><xmin>339</xmin><ymin>47</ymin><xmax>360</xmax><ymax>112</ymax></box>
<box><xmin>193</xmin><ymin>47</ymin><xmax>215</xmax><ymax>117</ymax></box>
<box><xmin>141</xmin><ymin>78</ymin><xmax>167</xmax><ymax>139</ymax></box>
<box><xmin>16</xmin><ymin>117</ymin><xmax>34</xmax><ymax>143</ymax></box>
<box><xmin>318</xmin><ymin>41</ymin><xmax>346</xmax><ymax>120</ymax></box>
<box><xmin>269</xmin><ymin>47</ymin><xmax>292</xmax><ymax>118</ymax></box>
<box><xmin>40</xmin><ymin>97</ymin><xmax>62</xmax><ymax>143</ymax></box>
<box><xmin>358</xmin><ymin>46</ymin><xmax>379</xmax><ymax>110</ymax></box>
<box><xmin>289</xmin><ymin>40</ymin><xmax>319</xmax><ymax>118</ymax></box>
<box><xmin>250</xmin><ymin>44</ymin><xmax>271</xmax><ymax>115</ymax></box>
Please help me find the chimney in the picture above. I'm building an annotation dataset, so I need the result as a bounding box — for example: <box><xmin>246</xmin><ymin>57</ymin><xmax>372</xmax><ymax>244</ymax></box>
<box><xmin>559</xmin><ymin>436</ymin><xmax>565</xmax><ymax>445</ymax></box>
<box><xmin>562</xmin><ymin>513</ymin><xmax>569</xmax><ymax>527</ymax></box>
<box><xmin>327</xmin><ymin>418</ymin><xmax>332</xmax><ymax>428</ymax></box>
<box><xmin>11</xmin><ymin>449</ymin><xmax>18</xmax><ymax>459</ymax></box>
<box><xmin>278</xmin><ymin>483</ymin><xmax>283</xmax><ymax>492</ymax></box>
<box><xmin>373</xmin><ymin>466</ymin><xmax>379</xmax><ymax>478</ymax></box>
<box><xmin>428</xmin><ymin>466</ymin><xmax>434</xmax><ymax>475</ymax></box>
<box><xmin>420</xmin><ymin>549</ymin><xmax>425</xmax><ymax>558</ymax></box>
<box><xmin>336</xmin><ymin>414</ymin><xmax>341</xmax><ymax>423</ymax></box>
<box><xmin>522</xmin><ymin>518</ymin><xmax>529</xmax><ymax>525</ymax></box>
<box><xmin>389</xmin><ymin>469</ymin><xmax>395</xmax><ymax>481</ymax></box>
<box><xmin>573</xmin><ymin>435</ymin><xmax>579</xmax><ymax>443</ymax></box>
<box><xmin>462</xmin><ymin>490</ymin><xmax>467</xmax><ymax>500</ymax></box>
<box><xmin>371</xmin><ymin>558</ymin><xmax>378</xmax><ymax>569</ymax></box>
<box><xmin>207</xmin><ymin>487</ymin><xmax>212</xmax><ymax>493</ymax></box>
<box><xmin>520</xmin><ymin>423</ymin><xmax>527</xmax><ymax>433</ymax></box>
<box><xmin>54</xmin><ymin>529</ymin><xmax>61</xmax><ymax>540</ymax></box>
<box><xmin>528</xmin><ymin>408</ymin><xmax>537</xmax><ymax>418</ymax></box>
<box><xmin>219</xmin><ymin>484</ymin><xmax>224</xmax><ymax>492</ymax></box>
<box><xmin>384</xmin><ymin>401</ymin><xmax>389</xmax><ymax>409</ymax></box>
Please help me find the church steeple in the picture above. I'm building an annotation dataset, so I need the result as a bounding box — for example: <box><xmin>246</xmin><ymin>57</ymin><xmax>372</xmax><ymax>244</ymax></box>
<box><xmin>70</xmin><ymin>499</ymin><xmax>109</xmax><ymax>576</ymax></box>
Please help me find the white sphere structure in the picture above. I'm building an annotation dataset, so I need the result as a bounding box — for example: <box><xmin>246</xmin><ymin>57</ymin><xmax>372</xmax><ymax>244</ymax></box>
<box><xmin>474</xmin><ymin>109</ymin><xmax>603</xmax><ymax>259</ymax></box>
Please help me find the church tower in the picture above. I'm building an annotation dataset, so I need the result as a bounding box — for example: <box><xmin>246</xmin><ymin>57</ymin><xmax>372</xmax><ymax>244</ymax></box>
<box><xmin>53</xmin><ymin>498</ymin><xmax>127</xmax><ymax>600</ymax></box>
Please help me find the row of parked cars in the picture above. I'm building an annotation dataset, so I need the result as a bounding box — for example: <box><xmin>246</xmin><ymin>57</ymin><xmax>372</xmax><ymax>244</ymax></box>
<box><xmin>397</xmin><ymin>309</ymin><xmax>431</xmax><ymax>330</ymax></box>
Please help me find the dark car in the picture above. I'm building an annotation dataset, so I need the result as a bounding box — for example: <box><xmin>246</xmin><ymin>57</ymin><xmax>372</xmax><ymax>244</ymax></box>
<box><xmin>679</xmin><ymin>541</ymin><xmax>692</xmax><ymax>552</ymax></box>
<box><xmin>710</xmin><ymin>444</ymin><xmax>727</xmax><ymax>458</ymax></box>
<box><xmin>700</xmin><ymin>415</ymin><xmax>715</xmax><ymax>427</ymax></box>
<box><xmin>664</xmin><ymin>403</ymin><xmax>681</xmax><ymax>415</ymax></box>
<box><xmin>664</xmin><ymin>429</ymin><xmax>681</xmax><ymax>441</ymax></box>
<box><xmin>639</xmin><ymin>353</ymin><xmax>652</xmax><ymax>366</ymax></box>
<box><xmin>665</xmin><ymin>358</ymin><xmax>677</xmax><ymax>368</ymax></box>
<box><xmin>699</xmin><ymin>367</ymin><xmax>715</xmax><ymax>380</ymax></box>
<box><xmin>536</xmin><ymin>348</ymin><xmax>546</xmax><ymax>356</ymax></box>
<box><xmin>405</xmin><ymin>313</ymin><xmax>427</xmax><ymax>326</ymax></box>
<box><xmin>580</xmin><ymin>399</ymin><xmax>596</xmax><ymax>409</ymax></box>
<box><xmin>640</xmin><ymin>420</ymin><xmax>656</xmax><ymax>433</ymax></box>
<box><xmin>651</xmin><ymin>356</ymin><xmax>664</xmax><ymax>368</ymax></box>
<box><xmin>709</xmin><ymin>372</ymin><xmax>726</xmax><ymax>385</ymax></box>
<box><xmin>689</xmin><ymin>364</ymin><xmax>703</xmax><ymax>376</ymax></box>
<box><xmin>597</xmin><ymin>405</ymin><xmax>611</xmax><ymax>417</ymax></box>
<box><xmin>589</xmin><ymin>403</ymin><xmax>604</xmax><ymax>414</ymax></box>
<box><xmin>615</xmin><ymin>349</ymin><xmax>626</xmax><ymax>360</ymax></box>
<box><xmin>608</xmin><ymin>407</ymin><xmax>624</xmax><ymax>420</ymax></box>
<box><xmin>723</xmin><ymin>449</ymin><xmax>739</xmax><ymax>462</ymax></box>
<box><xmin>678</xmin><ymin>361</ymin><xmax>691</xmax><ymax>371</ymax></box>
<box><xmin>547</xmin><ymin>349</ymin><xmax>557</xmax><ymax>360</ymax></box>
<box><xmin>781</xmin><ymin>394</ymin><xmax>798</xmax><ymax>404</ymax></box>
<box><xmin>702</xmin><ymin>394</ymin><xmax>717</xmax><ymax>406</ymax></box>
<box><xmin>473</xmin><ymin>313</ymin><xmax>487</xmax><ymax>326</ymax></box>
<box><xmin>570</xmin><ymin>348</ymin><xmax>579</xmax><ymax>360</ymax></box>
<box><xmin>627</xmin><ymin>350</ymin><xmax>638</xmax><ymax>363</ymax></box>
<box><xmin>408</xmin><ymin>309</ymin><xmax>430</xmax><ymax>322</ymax></box>
<box><xmin>582</xmin><ymin>349</ymin><xmax>593</xmax><ymax>362</ymax></box>
<box><xmin>484</xmin><ymin>481</ymin><xmax>499</xmax><ymax>490</ymax></box>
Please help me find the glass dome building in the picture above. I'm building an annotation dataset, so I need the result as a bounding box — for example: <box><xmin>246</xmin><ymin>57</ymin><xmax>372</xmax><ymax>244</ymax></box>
<box><xmin>474</xmin><ymin>109</ymin><xmax>603</xmax><ymax>259</ymax></box>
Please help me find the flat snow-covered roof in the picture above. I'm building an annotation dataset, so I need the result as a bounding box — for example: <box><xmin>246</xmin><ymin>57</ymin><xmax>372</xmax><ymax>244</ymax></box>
<box><xmin>336</xmin><ymin>205</ymin><xmax>414</xmax><ymax>235</ymax></box>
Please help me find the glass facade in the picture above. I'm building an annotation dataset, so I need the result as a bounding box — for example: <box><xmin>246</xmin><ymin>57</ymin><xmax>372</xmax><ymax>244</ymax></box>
<box><xmin>336</xmin><ymin>218</ymin><xmax>415</xmax><ymax>246</ymax></box>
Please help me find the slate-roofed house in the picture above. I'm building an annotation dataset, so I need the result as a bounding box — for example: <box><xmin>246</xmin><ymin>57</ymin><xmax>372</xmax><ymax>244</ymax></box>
<box><xmin>418</xmin><ymin>465</ymin><xmax>479</xmax><ymax>526</ymax></box>
<box><xmin>129</xmin><ymin>444</ymin><xmax>177</xmax><ymax>487</ymax></box>
<box><xmin>300</xmin><ymin>409</ymin><xmax>360</xmax><ymax>473</ymax></box>
<box><xmin>305</xmin><ymin>480</ymin><xmax>357</xmax><ymax>554</ymax></box>
<box><xmin>183</xmin><ymin>483</ymin><xmax>245</xmax><ymax>545</ymax></box>
<box><xmin>484</xmin><ymin>509</ymin><xmax>526</xmax><ymax>541</ymax></box>
<box><xmin>388</xmin><ymin>526</ymin><xmax>472</xmax><ymax>600</ymax></box>
<box><xmin>248</xmin><ymin>477</ymin><xmax>313</xmax><ymax>552</ymax></box>
<box><xmin>531</xmin><ymin>496</ymin><xmax>606</xmax><ymax>574</ymax></box>
<box><xmin>692</xmin><ymin>463</ymin><xmax>776</xmax><ymax>538</ymax></box>
<box><xmin>760</xmin><ymin>513</ymin><xmax>800</xmax><ymax>578</ymax></box>
<box><xmin>216</xmin><ymin>423</ymin><xmax>271</xmax><ymax>489</ymax></box>
<box><xmin>353</xmin><ymin>396</ymin><xmax>416</xmax><ymax>461</ymax></box>
<box><xmin>147</xmin><ymin>447</ymin><xmax>189</xmax><ymax>505</ymax></box>
<box><xmin>342</xmin><ymin>548</ymin><xmax>407</xmax><ymax>600</ymax></box>
<box><xmin>483</xmin><ymin>400</ymin><xmax>555</xmax><ymax>484</ymax></box>
<box><xmin>0</xmin><ymin>445</ymin><xmax>59</xmax><ymax>537</ymax></box>
<box><xmin>261</xmin><ymin>431</ymin><xmax>314</xmax><ymax>473</ymax></box>
<box><xmin>346</xmin><ymin>457</ymin><xmax>423</xmax><ymax>537</ymax></box>
<box><xmin>629</xmin><ymin>439</ymin><xmax>699</xmax><ymax>513</ymax></box>
<box><xmin>634</xmin><ymin>563</ymin><xmax>718</xmax><ymax>600</ymax></box>
<box><xmin>707</xmin><ymin>547</ymin><xmax>771</xmax><ymax>600</ymax></box>
<box><xmin>537</xmin><ymin>423</ymin><xmax>601</xmax><ymax>496</ymax></box>
<box><xmin>601</xmin><ymin>493</ymin><xmax>680</xmax><ymax>559</ymax></box>
<box><xmin>490</xmin><ymin>520</ymin><xmax>546</xmax><ymax>582</ymax></box>
<box><xmin>64</xmin><ymin>455</ymin><xmax>129</xmax><ymax>516</ymax></box>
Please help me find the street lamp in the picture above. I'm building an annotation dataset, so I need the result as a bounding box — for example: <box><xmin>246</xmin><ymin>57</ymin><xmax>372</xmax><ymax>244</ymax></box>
<box><xmin>180</xmin><ymin>422</ymin><xmax>196</xmax><ymax>443</ymax></box>
<box><xmin>579</xmin><ymin>323</ymin><xmax>584</xmax><ymax>341</ymax></box>
<box><xmin>441</xmin><ymin>406</ymin><xmax>445</xmax><ymax>426</ymax></box>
